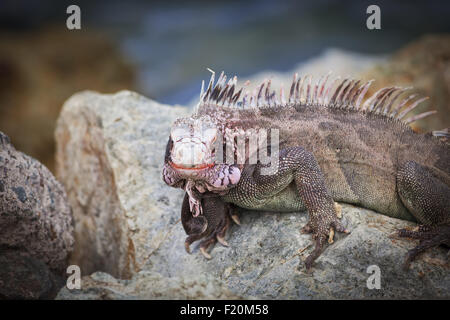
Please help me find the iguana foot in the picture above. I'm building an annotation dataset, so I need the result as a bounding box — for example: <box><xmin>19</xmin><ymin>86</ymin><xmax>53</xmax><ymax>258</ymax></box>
<box><xmin>301</xmin><ymin>211</ymin><xmax>349</xmax><ymax>270</ymax></box>
<box><xmin>181</xmin><ymin>192</ymin><xmax>235</xmax><ymax>259</ymax></box>
<box><xmin>397</xmin><ymin>223</ymin><xmax>450</xmax><ymax>269</ymax></box>
<box><xmin>196</xmin><ymin>214</ymin><xmax>232</xmax><ymax>259</ymax></box>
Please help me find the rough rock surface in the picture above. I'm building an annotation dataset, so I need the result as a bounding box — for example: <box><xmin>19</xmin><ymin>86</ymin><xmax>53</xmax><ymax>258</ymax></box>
<box><xmin>55</xmin><ymin>91</ymin><xmax>449</xmax><ymax>299</ymax></box>
<box><xmin>55</xmin><ymin>91</ymin><xmax>188</xmax><ymax>279</ymax></box>
<box><xmin>0</xmin><ymin>132</ymin><xmax>74</xmax><ymax>299</ymax></box>
<box><xmin>56</xmin><ymin>271</ymin><xmax>242</xmax><ymax>300</ymax></box>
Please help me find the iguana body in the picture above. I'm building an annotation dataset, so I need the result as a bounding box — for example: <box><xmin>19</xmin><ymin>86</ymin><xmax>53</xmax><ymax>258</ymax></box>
<box><xmin>163</xmin><ymin>71</ymin><xmax>450</xmax><ymax>269</ymax></box>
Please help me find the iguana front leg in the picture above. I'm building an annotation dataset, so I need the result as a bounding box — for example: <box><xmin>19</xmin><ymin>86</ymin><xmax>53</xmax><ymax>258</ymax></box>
<box><xmin>228</xmin><ymin>146</ymin><xmax>349</xmax><ymax>269</ymax></box>
<box><xmin>181</xmin><ymin>192</ymin><xmax>236</xmax><ymax>259</ymax></box>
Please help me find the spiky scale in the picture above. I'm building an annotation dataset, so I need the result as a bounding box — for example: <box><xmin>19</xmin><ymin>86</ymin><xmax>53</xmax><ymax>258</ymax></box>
<box><xmin>196</xmin><ymin>70</ymin><xmax>440</xmax><ymax>128</ymax></box>
<box><xmin>397</xmin><ymin>97</ymin><xmax>429</xmax><ymax>120</ymax></box>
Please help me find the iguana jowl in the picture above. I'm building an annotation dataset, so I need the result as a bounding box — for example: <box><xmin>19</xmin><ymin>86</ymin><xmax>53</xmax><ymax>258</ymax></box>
<box><xmin>162</xmin><ymin>70</ymin><xmax>450</xmax><ymax>269</ymax></box>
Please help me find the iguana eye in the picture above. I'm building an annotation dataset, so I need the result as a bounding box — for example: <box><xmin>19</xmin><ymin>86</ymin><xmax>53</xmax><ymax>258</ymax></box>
<box><xmin>203</xmin><ymin>128</ymin><xmax>217</xmax><ymax>144</ymax></box>
<box><xmin>171</xmin><ymin>127</ymin><xmax>189</xmax><ymax>141</ymax></box>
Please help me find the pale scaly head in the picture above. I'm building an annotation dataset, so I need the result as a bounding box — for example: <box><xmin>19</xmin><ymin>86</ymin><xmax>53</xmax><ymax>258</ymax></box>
<box><xmin>162</xmin><ymin>114</ymin><xmax>241</xmax><ymax>216</ymax></box>
<box><xmin>169</xmin><ymin>116</ymin><xmax>217</xmax><ymax>170</ymax></box>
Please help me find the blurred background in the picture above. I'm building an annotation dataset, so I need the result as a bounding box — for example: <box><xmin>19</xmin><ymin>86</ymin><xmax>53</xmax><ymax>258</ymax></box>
<box><xmin>1</xmin><ymin>0</ymin><xmax>450</xmax><ymax>172</ymax></box>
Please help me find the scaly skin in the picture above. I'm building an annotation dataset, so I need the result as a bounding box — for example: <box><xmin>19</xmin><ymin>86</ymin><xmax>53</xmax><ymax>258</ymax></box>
<box><xmin>163</xmin><ymin>71</ymin><xmax>450</xmax><ymax>270</ymax></box>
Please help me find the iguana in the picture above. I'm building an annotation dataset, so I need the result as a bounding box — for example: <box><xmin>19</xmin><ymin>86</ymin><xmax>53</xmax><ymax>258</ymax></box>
<box><xmin>162</xmin><ymin>70</ymin><xmax>450</xmax><ymax>270</ymax></box>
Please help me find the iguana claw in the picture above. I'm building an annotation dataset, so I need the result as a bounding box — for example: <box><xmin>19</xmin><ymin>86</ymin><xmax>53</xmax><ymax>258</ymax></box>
<box><xmin>231</xmin><ymin>213</ymin><xmax>241</xmax><ymax>225</ymax></box>
<box><xmin>328</xmin><ymin>228</ymin><xmax>335</xmax><ymax>244</ymax></box>
<box><xmin>200</xmin><ymin>247</ymin><xmax>212</xmax><ymax>259</ymax></box>
<box><xmin>217</xmin><ymin>235</ymin><xmax>229</xmax><ymax>247</ymax></box>
<box><xmin>334</xmin><ymin>202</ymin><xmax>342</xmax><ymax>219</ymax></box>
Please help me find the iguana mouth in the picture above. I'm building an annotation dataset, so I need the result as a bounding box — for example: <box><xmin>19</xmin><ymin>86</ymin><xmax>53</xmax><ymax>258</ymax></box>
<box><xmin>169</xmin><ymin>161</ymin><xmax>215</xmax><ymax>170</ymax></box>
<box><xmin>163</xmin><ymin>161</ymin><xmax>241</xmax><ymax>191</ymax></box>
<box><xmin>163</xmin><ymin>160</ymin><xmax>241</xmax><ymax>217</ymax></box>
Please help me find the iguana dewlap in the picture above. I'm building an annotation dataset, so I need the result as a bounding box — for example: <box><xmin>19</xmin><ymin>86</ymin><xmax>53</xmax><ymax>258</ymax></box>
<box><xmin>162</xmin><ymin>70</ymin><xmax>450</xmax><ymax>270</ymax></box>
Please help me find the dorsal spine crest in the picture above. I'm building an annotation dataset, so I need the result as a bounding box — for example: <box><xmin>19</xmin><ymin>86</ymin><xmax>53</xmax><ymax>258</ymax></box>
<box><xmin>196</xmin><ymin>69</ymin><xmax>442</xmax><ymax>135</ymax></box>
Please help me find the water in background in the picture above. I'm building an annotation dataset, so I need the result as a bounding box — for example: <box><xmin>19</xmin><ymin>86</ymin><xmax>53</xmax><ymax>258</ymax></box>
<box><xmin>2</xmin><ymin>0</ymin><xmax>450</xmax><ymax>105</ymax></box>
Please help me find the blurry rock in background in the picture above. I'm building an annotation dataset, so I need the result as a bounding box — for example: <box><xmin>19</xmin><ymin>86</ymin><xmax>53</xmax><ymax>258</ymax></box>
<box><xmin>234</xmin><ymin>35</ymin><xmax>450</xmax><ymax>133</ymax></box>
<box><xmin>0</xmin><ymin>27</ymin><xmax>136</xmax><ymax>172</ymax></box>
<box><xmin>362</xmin><ymin>34</ymin><xmax>450</xmax><ymax>132</ymax></box>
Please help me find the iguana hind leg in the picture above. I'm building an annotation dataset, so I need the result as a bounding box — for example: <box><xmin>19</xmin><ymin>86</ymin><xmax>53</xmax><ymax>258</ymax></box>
<box><xmin>397</xmin><ymin>160</ymin><xmax>450</xmax><ymax>269</ymax></box>
<box><xmin>398</xmin><ymin>224</ymin><xmax>450</xmax><ymax>268</ymax></box>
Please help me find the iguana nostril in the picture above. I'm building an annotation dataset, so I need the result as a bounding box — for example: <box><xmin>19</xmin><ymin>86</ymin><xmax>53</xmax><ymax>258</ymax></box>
<box><xmin>195</xmin><ymin>150</ymin><xmax>203</xmax><ymax>163</ymax></box>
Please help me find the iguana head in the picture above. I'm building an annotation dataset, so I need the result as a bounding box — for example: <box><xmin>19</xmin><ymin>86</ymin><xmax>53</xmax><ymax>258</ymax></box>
<box><xmin>162</xmin><ymin>114</ymin><xmax>241</xmax><ymax>216</ymax></box>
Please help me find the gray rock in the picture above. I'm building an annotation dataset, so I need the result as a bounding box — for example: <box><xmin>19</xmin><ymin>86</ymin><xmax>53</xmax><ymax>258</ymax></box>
<box><xmin>55</xmin><ymin>90</ymin><xmax>449</xmax><ymax>299</ymax></box>
<box><xmin>55</xmin><ymin>91</ymin><xmax>188</xmax><ymax>279</ymax></box>
<box><xmin>56</xmin><ymin>271</ymin><xmax>242</xmax><ymax>300</ymax></box>
<box><xmin>0</xmin><ymin>132</ymin><xmax>74</xmax><ymax>299</ymax></box>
